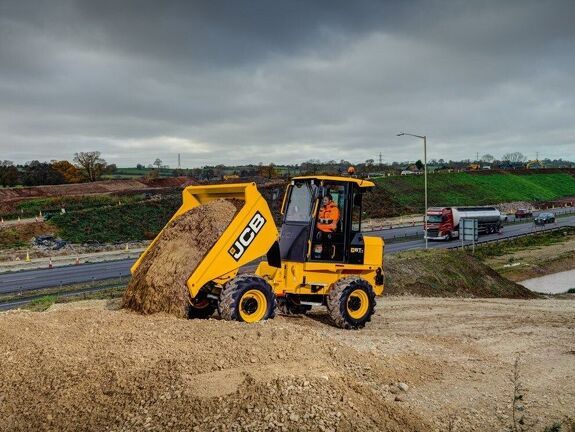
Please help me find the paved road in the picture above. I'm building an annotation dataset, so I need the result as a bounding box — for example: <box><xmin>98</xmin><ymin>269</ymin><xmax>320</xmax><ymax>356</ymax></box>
<box><xmin>0</xmin><ymin>260</ymin><xmax>133</xmax><ymax>294</ymax></box>
<box><xmin>1</xmin><ymin>215</ymin><xmax>574</xmax><ymax>295</ymax></box>
<box><xmin>374</xmin><ymin>207</ymin><xmax>575</xmax><ymax>241</ymax></box>
<box><xmin>386</xmin><ymin>214</ymin><xmax>575</xmax><ymax>253</ymax></box>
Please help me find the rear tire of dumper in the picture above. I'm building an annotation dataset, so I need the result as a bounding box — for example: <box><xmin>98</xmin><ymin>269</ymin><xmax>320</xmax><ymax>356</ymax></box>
<box><xmin>219</xmin><ymin>275</ymin><xmax>276</xmax><ymax>323</ymax></box>
<box><xmin>327</xmin><ymin>277</ymin><xmax>375</xmax><ymax>330</ymax></box>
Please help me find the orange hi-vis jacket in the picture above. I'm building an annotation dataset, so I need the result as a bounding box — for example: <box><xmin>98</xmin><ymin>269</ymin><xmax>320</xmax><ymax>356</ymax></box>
<box><xmin>317</xmin><ymin>201</ymin><xmax>340</xmax><ymax>232</ymax></box>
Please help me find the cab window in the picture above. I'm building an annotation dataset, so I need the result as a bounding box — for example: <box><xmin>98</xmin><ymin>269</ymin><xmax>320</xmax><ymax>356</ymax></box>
<box><xmin>351</xmin><ymin>191</ymin><xmax>362</xmax><ymax>232</ymax></box>
<box><xmin>284</xmin><ymin>182</ymin><xmax>313</xmax><ymax>222</ymax></box>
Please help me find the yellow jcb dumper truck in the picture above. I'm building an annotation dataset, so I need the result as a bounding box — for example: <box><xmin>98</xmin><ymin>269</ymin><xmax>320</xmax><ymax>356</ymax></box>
<box><xmin>131</xmin><ymin>176</ymin><xmax>384</xmax><ymax>329</ymax></box>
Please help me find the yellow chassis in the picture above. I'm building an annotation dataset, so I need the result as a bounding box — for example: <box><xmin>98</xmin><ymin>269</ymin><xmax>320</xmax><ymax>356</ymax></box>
<box><xmin>132</xmin><ymin>182</ymin><xmax>384</xmax><ymax>301</ymax></box>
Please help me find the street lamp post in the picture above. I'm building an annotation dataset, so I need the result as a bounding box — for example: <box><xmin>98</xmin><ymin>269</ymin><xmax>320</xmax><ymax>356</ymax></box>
<box><xmin>397</xmin><ymin>132</ymin><xmax>428</xmax><ymax>250</ymax></box>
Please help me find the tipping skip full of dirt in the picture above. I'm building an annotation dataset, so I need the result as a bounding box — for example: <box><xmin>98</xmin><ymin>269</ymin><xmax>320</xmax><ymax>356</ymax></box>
<box><xmin>122</xmin><ymin>199</ymin><xmax>242</xmax><ymax>318</ymax></box>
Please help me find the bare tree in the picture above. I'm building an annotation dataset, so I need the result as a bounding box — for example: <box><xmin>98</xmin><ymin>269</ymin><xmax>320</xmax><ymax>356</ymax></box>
<box><xmin>502</xmin><ymin>152</ymin><xmax>526</xmax><ymax>163</ymax></box>
<box><xmin>73</xmin><ymin>151</ymin><xmax>107</xmax><ymax>182</ymax></box>
<box><xmin>481</xmin><ymin>154</ymin><xmax>495</xmax><ymax>163</ymax></box>
<box><xmin>153</xmin><ymin>158</ymin><xmax>163</xmax><ymax>169</ymax></box>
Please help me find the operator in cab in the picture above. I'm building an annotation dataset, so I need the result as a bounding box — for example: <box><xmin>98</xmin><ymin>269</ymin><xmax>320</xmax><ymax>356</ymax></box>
<box><xmin>316</xmin><ymin>194</ymin><xmax>340</xmax><ymax>233</ymax></box>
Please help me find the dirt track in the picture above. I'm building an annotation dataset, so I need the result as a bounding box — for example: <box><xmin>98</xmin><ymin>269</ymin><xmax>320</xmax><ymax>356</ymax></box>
<box><xmin>0</xmin><ymin>296</ymin><xmax>573</xmax><ymax>431</ymax></box>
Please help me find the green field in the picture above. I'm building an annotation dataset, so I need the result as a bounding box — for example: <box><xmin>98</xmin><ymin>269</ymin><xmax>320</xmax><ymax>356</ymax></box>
<box><xmin>102</xmin><ymin>167</ymin><xmax>176</xmax><ymax>180</ymax></box>
<box><xmin>49</xmin><ymin>196</ymin><xmax>181</xmax><ymax>243</ymax></box>
<box><xmin>365</xmin><ymin>172</ymin><xmax>575</xmax><ymax>217</ymax></box>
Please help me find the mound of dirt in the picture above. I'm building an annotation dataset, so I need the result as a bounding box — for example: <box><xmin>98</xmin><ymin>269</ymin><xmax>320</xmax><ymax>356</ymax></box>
<box><xmin>0</xmin><ymin>222</ymin><xmax>56</xmax><ymax>248</ymax></box>
<box><xmin>384</xmin><ymin>250</ymin><xmax>539</xmax><ymax>299</ymax></box>
<box><xmin>122</xmin><ymin>199</ymin><xmax>242</xmax><ymax>318</ymax></box>
<box><xmin>0</xmin><ymin>303</ymin><xmax>431</xmax><ymax>431</ymax></box>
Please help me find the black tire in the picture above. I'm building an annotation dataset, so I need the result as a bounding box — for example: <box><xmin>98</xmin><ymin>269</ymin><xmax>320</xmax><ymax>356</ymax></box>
<box><xmin>327</xmin><ymin>277</ymin><xmax>376</xmax><ymax>330</ymax></box>
<box><xmin>277</xmin><ymin>297</ymin><xmax>312</xmax><ymax>315</ymax></box>
<box><xmin>187</xmin><ymin>295</ymin><xmax>217</xmax><ymax>319</ymax></box>
<box><xmin>219</xmin><ymin>274</ymin><xmax>276</xmax><ymax>323</ymax></box>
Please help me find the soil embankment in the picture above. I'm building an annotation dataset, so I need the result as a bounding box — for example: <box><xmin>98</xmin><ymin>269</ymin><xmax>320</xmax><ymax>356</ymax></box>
<box><xmin>122</xmin><ymin>199</ymin><xmax>241</xmax><ymax>318</ymax></box>
<box><xmin>384</xmin><ymin>250</ymin><xmax>539</xmax><ymax>299</ymax></box>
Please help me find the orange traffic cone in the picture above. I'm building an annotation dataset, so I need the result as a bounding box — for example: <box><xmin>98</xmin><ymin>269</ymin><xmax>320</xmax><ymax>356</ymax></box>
<box><xmin>48</xmin><ymin>258</ymin><xmax>53</xmax><ymax>269</ymax></box>
<box><xmin>75</xmin><ymin>256</ymin><xmax>80</xmax><ymax>265</ymax></box>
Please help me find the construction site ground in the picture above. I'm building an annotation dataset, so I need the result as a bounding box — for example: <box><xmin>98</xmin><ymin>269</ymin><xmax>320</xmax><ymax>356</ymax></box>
<box><xmin>1</xmin><ymin>296</ymin><xmax>573</xmax><ymax>431</ymax></box>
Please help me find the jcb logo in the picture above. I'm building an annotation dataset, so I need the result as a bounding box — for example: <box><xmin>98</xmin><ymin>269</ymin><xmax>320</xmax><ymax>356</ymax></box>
<box><xmin>228</xmin><ymin>212</ymin><xmax>266</xmax><ymax>261</ymax></box>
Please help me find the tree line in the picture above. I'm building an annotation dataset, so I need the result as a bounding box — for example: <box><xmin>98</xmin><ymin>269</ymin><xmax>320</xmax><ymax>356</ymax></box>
<box><xmin>0</xmin><ymin>152</ymin><xmax>115</xmax><ymax>187</ymax></box>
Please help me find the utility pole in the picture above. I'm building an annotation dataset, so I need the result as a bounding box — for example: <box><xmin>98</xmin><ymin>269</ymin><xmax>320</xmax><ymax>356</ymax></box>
<box><xmin>378</xmin><ymin>152</ymin><xmax>382</xmax><ymax>166</ymax></box>
<box><xmin>397</xmin><ymin>132</ymin><xmax>428</xmax><ymax>250</ymax></box>
<box><xmin>178</xmin><ymin>153</ymin><xmax>181</xmax><ymax>169</ymax></box>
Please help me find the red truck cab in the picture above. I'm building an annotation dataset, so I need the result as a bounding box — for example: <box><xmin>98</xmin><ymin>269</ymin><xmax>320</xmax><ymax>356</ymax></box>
<box><xmin>425</xmin><ymin>207</ymin><xmax>454</xmax><ymax>240</ymax></box>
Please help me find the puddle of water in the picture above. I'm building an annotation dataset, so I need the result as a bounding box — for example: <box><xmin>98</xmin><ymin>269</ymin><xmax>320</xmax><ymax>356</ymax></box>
<box><xmin>521</xmin><ymin>269</ymin><xmax>575</xmax><ymax>294</ymax></box>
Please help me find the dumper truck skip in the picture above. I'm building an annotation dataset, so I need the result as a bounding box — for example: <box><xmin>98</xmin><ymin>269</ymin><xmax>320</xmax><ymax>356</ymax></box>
<box><xmin>131</xmin><ymin>176</ymin><xmax>385</xmax><ymax>329</ymax></box>
<box><xmin>425</xmin><ymin>206</ymin><xmax>503</xmax><ymax>240</ymax></box>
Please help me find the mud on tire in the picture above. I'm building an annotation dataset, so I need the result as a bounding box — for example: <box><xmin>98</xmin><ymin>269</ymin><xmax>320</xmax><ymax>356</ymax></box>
<box><xmin>219</xmin><ymin>274</ymin><xmax>276</xmax><ymax>323</ymax></box>
<box><xmin>327</xmin><ymin>277</ymin><xmax>376</xmax><ymax>330</ymax></box>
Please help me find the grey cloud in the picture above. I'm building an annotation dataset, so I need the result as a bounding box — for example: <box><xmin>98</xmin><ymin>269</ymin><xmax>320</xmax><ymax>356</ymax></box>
<box><xmin>0</xmin><ymin>0</ymin><xmax>574</xmax><ymax>167</ymax></box>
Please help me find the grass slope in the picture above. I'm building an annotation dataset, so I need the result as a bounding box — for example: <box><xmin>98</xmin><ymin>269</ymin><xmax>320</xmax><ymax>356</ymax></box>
<box><xmin>368</xmin><ymin>172</ymin><xmax>575</xmax><ymax>217</ymax></box>
<box><xmin>49</xmin><ymin>196</ymin><xmax>181</xmax><ymax>243</ymax></box>
<box><xmin>384</xmin><ymin>249</ymin><xmax>538</xmax><ymax>299</ymax></box>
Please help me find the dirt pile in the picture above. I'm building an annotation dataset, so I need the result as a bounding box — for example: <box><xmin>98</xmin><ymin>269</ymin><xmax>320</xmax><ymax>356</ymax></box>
<box><xmin>0</xmin><ymin>222</ymin><xmax>56</xmax><ymax>248</ymax></box>
<box><xmin>384</xmin><ymin>250</ymin><xmax>539</xmax><ymax>299</ymax></box>
<box><xmin>122</xmin><ymin>199</ymin><xmax>241</xmax><ymax>318</ymax></box>
<box><xmin>0</xmin><ymin>303</ymin><xmax>431</xmax><ymax>432</ymax></box>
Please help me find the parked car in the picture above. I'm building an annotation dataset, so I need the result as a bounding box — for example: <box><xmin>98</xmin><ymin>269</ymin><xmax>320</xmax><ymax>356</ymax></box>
<box><xmin>534</xmin><ymin>212</ymin><xmax>556</xmax><ymax>225</ymax></box>
<box><xmin>515</xmin><ymin>208</ymin><xmax>533</xmax><ymax>219</ymax></box>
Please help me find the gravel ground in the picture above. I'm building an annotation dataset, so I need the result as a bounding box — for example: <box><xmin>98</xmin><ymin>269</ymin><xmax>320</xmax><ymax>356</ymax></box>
<box><xmin>0</xmin><ymin>296</ymin><xmax>573</xmax><ymax>431</ymax></box>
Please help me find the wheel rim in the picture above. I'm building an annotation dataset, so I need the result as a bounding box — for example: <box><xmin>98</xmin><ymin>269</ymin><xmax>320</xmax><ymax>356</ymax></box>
<box><xmin>239</xmin><ymin>289</ymin><xmax>267</xmax><ymax>323</ymax></box>
<box><xmin>347</xmin><ymin>289</ymin><xmax>369</xmax><ymax>320</ymax></box>
<box><xmin>190</xmin><ymin>297</ymin><xmax>210</xmax><ymax>310</ymax></box>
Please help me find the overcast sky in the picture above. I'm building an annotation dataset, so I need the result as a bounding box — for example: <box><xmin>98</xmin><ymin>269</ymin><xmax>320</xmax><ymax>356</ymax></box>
<box><xmin>1</xmin><ymin>0</ymin><xmax>574</xmax><ymax>168</ymax></box>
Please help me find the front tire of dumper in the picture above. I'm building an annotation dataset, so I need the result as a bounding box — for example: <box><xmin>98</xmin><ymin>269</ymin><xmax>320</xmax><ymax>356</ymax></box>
<box><xmin>187</xmin><ymin>296</ymin><xmax>217</xmax><ymax>319</ymax></box>
<box><xmin>187</xmin><ymin>283</ymin><xmax>217</xmax><ymax>319</ymax></box>
<box><xmin>219</xmin><ymin>274</ymin><xmax>276</xmax><ymax>323</ymax></box>
<box><xmin>327</xmin><ymin>277</ymin><xmax>376</xmax><ymax>330</ymax></box>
